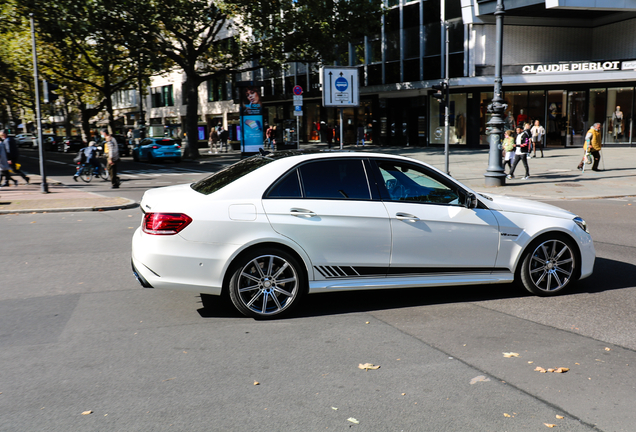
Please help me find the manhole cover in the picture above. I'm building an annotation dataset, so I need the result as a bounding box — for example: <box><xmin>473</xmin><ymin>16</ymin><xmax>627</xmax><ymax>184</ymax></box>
<box><xmin>559</xmin><ymin>183</ymin><xmax>583</xmax><ymax>187</ymax></box>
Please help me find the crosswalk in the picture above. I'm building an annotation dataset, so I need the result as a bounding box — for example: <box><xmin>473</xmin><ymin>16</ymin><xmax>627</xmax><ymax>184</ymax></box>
<box><xmin>119</xmin><ymin>167</ymin><xmax>211</xmax><ymax>179</ymax></box>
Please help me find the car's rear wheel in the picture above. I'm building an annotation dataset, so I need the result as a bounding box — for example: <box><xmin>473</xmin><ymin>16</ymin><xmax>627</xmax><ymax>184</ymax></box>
<box><xmin>520</xmin><ymin>235</ymin><xmax>578</xmax><ymax>296</ymax></box>
<box><xmin>228</xmin><ymin>248</ymin><xmax>305</xmax><ymax>319</ymax></box>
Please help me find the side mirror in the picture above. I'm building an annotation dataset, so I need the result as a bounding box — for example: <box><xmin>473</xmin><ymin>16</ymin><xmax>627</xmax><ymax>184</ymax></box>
<box><xmin>465</xmin><ymin>192</ymin><xmax>478</xmax><ymax>209</ymax></box>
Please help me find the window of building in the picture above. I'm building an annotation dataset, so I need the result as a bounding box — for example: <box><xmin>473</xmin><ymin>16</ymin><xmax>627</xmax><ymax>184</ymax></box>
<box><xmin>151</xmin><ymin>85</ymin><xmax>174</xmax><ymax>108</ymax></box>
<box><xmin>367</xmin><ymin>37</ymin><xmax>382</xmax><ymax>64</ymax></box>
<box><xmin>429</xmin><ymin>93</ymin><xmax>467</xmax><ymax>145</ymax></box>
<box><xmin>403</xmin><ymin>3</ymin><xmax>420</xmax><ymax>60</ymax></box>
<box><xmin>207</xmin><ymin>75</ymin><xmax>228</xmax><ymax>102</ymax></box>
<box><xmin>606</xmin><ymin>87</ymin><xmax>633</xmax><ymax>144</ymax></box>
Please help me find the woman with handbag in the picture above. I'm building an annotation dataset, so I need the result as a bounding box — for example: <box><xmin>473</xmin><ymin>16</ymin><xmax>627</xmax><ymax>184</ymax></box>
<box><xmin>531</xmin><ymin>120</ymin><xmax>546</xmax><ymax>158</ymax></box>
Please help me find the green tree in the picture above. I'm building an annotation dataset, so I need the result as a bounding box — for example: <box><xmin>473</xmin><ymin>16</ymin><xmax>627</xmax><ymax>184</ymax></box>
<box><xmin>141</xmin><ymin>0</ymin><xmax>384</xmax><ymax>158</ymax></box>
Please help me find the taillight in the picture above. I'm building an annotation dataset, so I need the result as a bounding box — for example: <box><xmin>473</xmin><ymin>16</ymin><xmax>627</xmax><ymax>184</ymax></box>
<box><xmin>152</xmin><ymin>145</ymin><xmax>159</xmax><ymax>149</ymax></box>
<box><xmin>142</xmin><ymin>213</ymin><xmax>192</xmax><ymax>235</ymax></box>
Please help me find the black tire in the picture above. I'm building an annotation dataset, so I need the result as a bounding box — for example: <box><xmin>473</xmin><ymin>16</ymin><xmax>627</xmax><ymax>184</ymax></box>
<box><xmin>228</xmin><ymin>247</ymin><xmax>306</xmax><ymax>319</ymax></box>
<box><xmin>174</xmin><ymin>157</ymin><xmax>181</xmax><ymax>163</ymax></box>
<box><xmin>133</xmin><ymin>151</ymin><xmax>139</xmax><ymax>162</ymax></box>
<box><xmin>519</xmin><ymin>234</ymin><xmax>578</xmax><ymax>296</ymax></box>
<box><xmin>79</xmin><ymin>165</ymin><xmax>92</xmax><ymax>183</ymax></box>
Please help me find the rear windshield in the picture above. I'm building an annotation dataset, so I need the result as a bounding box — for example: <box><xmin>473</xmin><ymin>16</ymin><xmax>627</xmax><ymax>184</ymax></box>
<box><xmin>191</xmin><ymin>155</ymin><xmax>273</xmax><ymax>195</ymax></box>
<box><xmin>154</xmin><ymin>139</ymin><xmax>177</xmax><ymax>146</ymax></box>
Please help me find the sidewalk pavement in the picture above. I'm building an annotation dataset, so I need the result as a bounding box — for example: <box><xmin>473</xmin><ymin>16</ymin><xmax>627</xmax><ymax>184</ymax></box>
<box><xmin>1</xmin><ymin>145</ymin><xmax>634</xmax><ymax>214</ymax></box>
<box><xmin>0</xmin><ymin>181</ymin><xmax>137</xmax><ymax>214</ymax></box>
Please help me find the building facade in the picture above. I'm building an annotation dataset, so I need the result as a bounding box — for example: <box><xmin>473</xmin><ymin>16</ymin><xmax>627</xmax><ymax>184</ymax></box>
<box><xmin>144</xmin><ymin>0</ymin><xmax>636</xmax><ymax>148</ymax></box>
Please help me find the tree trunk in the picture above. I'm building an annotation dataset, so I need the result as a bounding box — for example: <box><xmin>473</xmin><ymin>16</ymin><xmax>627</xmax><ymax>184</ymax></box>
<box><xmin>184</xmin><ymin>76</ymin><xmax>201</xmax><ymax>159</ymax></box>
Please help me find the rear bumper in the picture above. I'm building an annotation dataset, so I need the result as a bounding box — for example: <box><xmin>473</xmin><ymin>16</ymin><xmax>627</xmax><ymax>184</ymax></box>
<box><xmin>131</xmin><ymin>259</ymin><xmax>154</xmax><ymax>288</ymax></box>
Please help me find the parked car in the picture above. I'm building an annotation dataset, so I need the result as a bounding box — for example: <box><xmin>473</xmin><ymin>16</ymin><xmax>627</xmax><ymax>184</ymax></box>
<box><xmin>112</xmin><ymin>134</ymin><xmax>131</xmax><ymax>157</ymax></box>
<box><xmin>131</xmin><ymin>151</ymin><xmax>596</xmax><ymax>319</ymax></box>
<box><xmin>15</xmin><ymin>133</ymin><xmax>36</xmax><ymax>147</ymax></box>
<box><xmin>42</xmin><ymin>134</ymin><xmax>64</xmax><ymax>152</ymax></box>
<box><xmin>60</xmin><ymin>136</ymin><xmax>85</xmax><ymax>153</ymax></box>
<box><xmin>132</xmin><ymin>137</ymin><xmax>182</xmax><ymax>163</ymax></box>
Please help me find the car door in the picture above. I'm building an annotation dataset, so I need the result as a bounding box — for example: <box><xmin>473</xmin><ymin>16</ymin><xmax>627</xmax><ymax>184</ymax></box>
<box><xmin>262</xmin><ymin>158</ymin><xmax>391</xmax><ymax>279</ymax></box>
<box><xmin>371</xmin><ymin>159</ymin><xmax>500</xmax><ymax>275</ymax></box>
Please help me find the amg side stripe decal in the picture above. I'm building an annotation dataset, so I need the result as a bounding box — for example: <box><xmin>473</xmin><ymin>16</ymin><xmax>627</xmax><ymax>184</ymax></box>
<box><xmin>314</xmin><ymin>266</ymin><xmax>509</xmax><ymax>279</ymax></box>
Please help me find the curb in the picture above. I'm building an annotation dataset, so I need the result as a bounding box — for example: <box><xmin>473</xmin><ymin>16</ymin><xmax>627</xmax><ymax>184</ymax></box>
<box><xmin>0</xmin><ymin>199</ymin><xmax>139</xmax><ymax>215</ymax></box>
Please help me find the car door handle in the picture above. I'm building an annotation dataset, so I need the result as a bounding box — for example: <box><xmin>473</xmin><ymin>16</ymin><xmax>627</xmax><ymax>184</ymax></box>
<box><xmin>395</xmin><ymin>212</ymin><xmax>420</xmax><ymax>222</ymax></box>
<box><xmin>290</xmin><ymin>208</ymin><xmax>317</xmax><ymax>218</ymax></box>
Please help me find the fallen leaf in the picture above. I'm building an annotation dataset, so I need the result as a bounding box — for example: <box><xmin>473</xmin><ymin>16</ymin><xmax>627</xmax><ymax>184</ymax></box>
<box><xmin>358</xmin><ymin>363</ymin><xmax>380</xmax><ymax>371</ymax></box>
<box><xmin>605</xmin><ymin>347</ymin><xmax>611</xmax><ymax>351</ymax></box>
<box><xmin>331</xmin><ymin>407</ymin><xmax>338</xmax><ymax>411</ymax></box>
<box><xmin>544</xmin><ymin>423</ymin><xmax>556</xmax><ymax>428</ymax></box>
<box><xmin>470</xmin><ymin>375</ymin><xmax>491</xmax><ymax>385</ymax></box>
<box><xmin>547</xmin><ymin>368</ymin><xmax>555</xmax><ymax>373</ymax></box>
<box><xmin>365</xmin><ymin>321</ymin><xmax>369</xmax><ymax>324</ymax></box>
<box><xmin>535</xmin><ymin>366</ymin><xmax>547</xmax><ymax>373</ymax></box>
<box><xmin>401</xmin><ymin>393</ymin><xmax>406</xmax><ymax>396</ymax></box>
<box><xmin>554</xmin><ymin>367</ymin><xmax>569</xmax><ymax>373</ymax></box>
<box><xmin>253</xmin><ymin>381</ymin><xmax>260</xmax><ymax>385</ymax></box>
<box><xmin>528</xmin><ymin>361</ymin><xmax>534</xmax><ymax>364</ymax></box>
<box><xmin>81</xmin><ymin>410</ymin><xmax>93</xmax><ymax>415</ymax></box>
<box><xmin>556</xmin><ymin>415</ymin><xmax>564</xmax><ymax>419</ymax></box>
<box><xmin>503</xmin><ymin>352</ymin><xmax>520</xmax><ymax>358</ymax></box>
<box><xmin>503</xmin><ymin>413</ymin><xmax>511</xmax><ymax>418</ymax></box>
<box><xmin>347</xmin><ymin>417</ymin><xmax>360</xmax><ymax>424</ymax></box>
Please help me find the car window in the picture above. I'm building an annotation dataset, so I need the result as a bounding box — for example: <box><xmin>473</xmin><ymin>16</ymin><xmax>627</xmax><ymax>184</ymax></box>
<box><xmin>375</xmin><ymin>160</ymin><xmax>460</xmax><ymax>205</ymax></box>
<box><xmin>266</xmin><ymin>169</ymin><xmax>302</xmax><ymax>198</ymax></box>
<box><xmin>191</xmin><ymin>155</ymin><xmax>273</xmax><ymax>195</ymax></box>
<box><xmin>154</xmin><ymin>139</ymin><xmax>177</xmax><ymax>146</ymax></box>
<box><xmin>298</xmin><ymin>159</ymin><xmax>371</xmax><ymax>200</ymax></box>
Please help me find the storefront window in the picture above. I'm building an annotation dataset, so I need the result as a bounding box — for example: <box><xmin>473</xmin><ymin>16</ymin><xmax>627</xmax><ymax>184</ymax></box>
<box><xmin>546</xmin><ymin>90</ymin><xmax>566</xmax><ymax>147</ymax></box>
<box><xmin>528</xmin><ymin>90</ymin><xmax>545</xmax><ymax>126</ymax></box>
<box><xmin>606</xmin><ymin>87</ymin><xmax>633</xmax><ymax>144</ymax></box>
<box><xmin>504</xmin><ymin>90</ymin><xmax>529</xmax><ymax>128</ymax></box>
<box><xmin>429</xmin><ymin>93</ymin><xmax>467</xmax><ymax>145</ymax></box>
<box><xmin>479</xmin><ymin>92</ymin><xmax>493</xmax><ymax>145</ymax></box>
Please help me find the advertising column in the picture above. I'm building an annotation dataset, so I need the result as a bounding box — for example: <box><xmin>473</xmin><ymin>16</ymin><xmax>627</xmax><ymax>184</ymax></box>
<box><xmin>238</xmin><ymin>83</ymin><xmax>264</xmax><ymax>155</ymax></box>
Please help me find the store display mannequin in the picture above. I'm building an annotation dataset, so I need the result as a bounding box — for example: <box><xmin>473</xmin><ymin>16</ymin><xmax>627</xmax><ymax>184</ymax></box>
<box><xmin>612</xmin><ymin>106</ymin><xmax>623</xmax><ymax>139</ymax></box>
<box><xmin>517</xmin><ymin>109</ymin><xmax>529</xmax><ymax>127</ymax></box>
<box><xmin>505</xmin><ymin>111</ymin><xmax>516</xmax><ymax>132</ymax></box>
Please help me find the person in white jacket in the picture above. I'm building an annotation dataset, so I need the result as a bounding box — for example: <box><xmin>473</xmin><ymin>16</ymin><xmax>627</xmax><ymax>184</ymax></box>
<box><xmin>531</xmin><ymin>120</ymin><xmax>546</xmax><ymax>158</ymax></box>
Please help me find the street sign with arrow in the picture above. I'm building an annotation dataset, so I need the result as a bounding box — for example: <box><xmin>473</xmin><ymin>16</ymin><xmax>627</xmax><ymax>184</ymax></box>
<box><xmin>321</xmin><ymin>66</ymin><xmax>360</xmax><ymax>107</ymax></box>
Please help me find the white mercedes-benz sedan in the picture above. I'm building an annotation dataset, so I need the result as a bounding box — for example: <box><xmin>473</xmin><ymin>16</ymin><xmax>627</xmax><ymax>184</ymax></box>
<box><xmin>131</xmin><ymin>151</ymin><xmax>595</xmax><ymax>319</ymax></box>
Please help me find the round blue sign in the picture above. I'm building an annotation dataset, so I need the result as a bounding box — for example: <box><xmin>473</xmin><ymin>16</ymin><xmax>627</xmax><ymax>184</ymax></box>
<box><xmin>335</xmin><ymin>77</ymin><xmax>348</xmax><ymax>92</ymax></box>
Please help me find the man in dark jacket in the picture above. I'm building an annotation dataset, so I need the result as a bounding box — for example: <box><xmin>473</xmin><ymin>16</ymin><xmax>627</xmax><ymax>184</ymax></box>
<box><xmin>507</xmin><ymin>122</ymin><xmax>532</xmax><ymax>180</ymax></box>
<box><xmin>0</xmin><ymin>129</ymin><xmax>29</xmax><ymax>184</ymax></box>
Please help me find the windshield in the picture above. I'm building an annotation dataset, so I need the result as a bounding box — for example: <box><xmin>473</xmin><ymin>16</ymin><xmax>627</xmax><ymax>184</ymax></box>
<box><xmin>191</xmin><ymin>156</ymin><xmax>273</xmax><ymax>195</ymax></box>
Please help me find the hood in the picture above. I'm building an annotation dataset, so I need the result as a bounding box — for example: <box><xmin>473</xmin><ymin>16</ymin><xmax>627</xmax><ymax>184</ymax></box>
<box><xmin>478</xmin><ymin>192</ymin><xmax>575</xmax><ymax>220</ymax></box>
<box><xmin>140</xmin><ymin>183</ymin><xmax>201</xmax><ymax>213</ymax></box>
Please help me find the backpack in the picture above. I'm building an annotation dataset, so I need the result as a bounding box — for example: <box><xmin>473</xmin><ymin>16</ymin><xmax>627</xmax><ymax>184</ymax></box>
<box><xmin>73</xmin><ymin>150</ymin><xmax>87</xmax><ymax>163</ymax></box>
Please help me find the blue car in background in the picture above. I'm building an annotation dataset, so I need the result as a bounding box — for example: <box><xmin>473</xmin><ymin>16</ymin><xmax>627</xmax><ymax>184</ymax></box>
<box><xmin>132</xmin><ymin>138</ymin><xmax>182</xmax><ymax>163</ymax></box>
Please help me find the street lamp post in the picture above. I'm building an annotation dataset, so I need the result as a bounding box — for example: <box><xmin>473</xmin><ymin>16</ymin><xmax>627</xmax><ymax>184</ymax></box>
<box><xmin>484</xmin><ymin>0</ymin><xmax>507</xmax><ymax>187</ymax></box>
<box><xmin>30</xmin><ymin>13</ymin><xmax>48</xmax><ymax>193</ymax></box>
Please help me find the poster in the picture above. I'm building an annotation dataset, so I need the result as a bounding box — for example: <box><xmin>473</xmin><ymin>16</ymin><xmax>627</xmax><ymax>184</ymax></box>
<box><xmin>238</xmin><ymin>85</ymin><xmax>264</xmax><ymax>153</ymax></box>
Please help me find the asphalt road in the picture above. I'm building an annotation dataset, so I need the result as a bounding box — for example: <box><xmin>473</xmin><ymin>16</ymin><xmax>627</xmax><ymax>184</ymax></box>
<box><xmin>1</xmin><ymin>151</ymin><xmax>635</xmax><ymax>431</ymax></box>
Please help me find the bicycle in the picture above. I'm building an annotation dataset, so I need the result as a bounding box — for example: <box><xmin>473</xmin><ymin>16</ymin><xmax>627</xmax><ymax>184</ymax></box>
<box><xmin>76</xmin><ymin>161</ymin><xmax>110</xmax><ymax>182</ymax></box>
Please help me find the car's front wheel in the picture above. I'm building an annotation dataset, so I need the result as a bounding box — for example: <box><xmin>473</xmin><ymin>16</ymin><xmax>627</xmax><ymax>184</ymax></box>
<box><xmin>228</xmin><ymin>248</ymin><xmax>305</xmax><ymax>319</ymax></box>
<box><xmin>520</xmin><ymin>235</ymin><xmax>578</xmax><ymax>296</ymax></box>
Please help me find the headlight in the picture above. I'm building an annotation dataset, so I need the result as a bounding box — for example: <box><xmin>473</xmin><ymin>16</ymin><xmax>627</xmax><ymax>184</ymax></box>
<box><xmin>573</xmin><ymin>216</ymin><xmax>589</xmax><ymax>234</ymax></box>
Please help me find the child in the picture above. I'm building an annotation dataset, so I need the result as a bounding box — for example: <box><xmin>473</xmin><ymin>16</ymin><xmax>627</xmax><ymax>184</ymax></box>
<box><xmin>502</xmin><ymin>130</ymin><xmax>515</xmax><ymax>173</ymax></box>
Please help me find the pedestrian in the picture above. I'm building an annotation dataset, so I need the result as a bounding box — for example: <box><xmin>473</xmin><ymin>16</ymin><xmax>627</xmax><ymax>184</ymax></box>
<box><xmin>127</xmin><ymin>128</ymin><xmax>134</xmax><ymax>146</ymax></box>
<box><xmin>0</xmin><ymin>133</ymin><xmax>16</xmax><ymax>187</ymax></box>
<box><xmin>219</xmin><ymin>127</ymin><xmax>229</xmax><ymax>152</ymax></box>
<box><xmin>0</xmin><ymin>129</ymin><xmax>29</xmax><ymax>185</ymax></box>
<box><xmin>265</xmin><ymin>125</ymin><xmax>274</xmax><ymax>149</ymax></box>
<box><xmin>72</xmin><ymin>141</ymin><xmax>101</xmax><ymax>181</ymax></box>
<box><xmin>531</xmin><ymin>119</ymin><xmax>546</xmax><ymax>158</ymax></box>
<box><xmin>507</xmin><ymin>123</ymin><xmax>531</xmax><ymax>180</ymax></box>
<box><xmin>101</xmin><ymin>129</ymin><xmax>121</xmax><ymax>188</ymax></box>
<box><xmin>502</xmin><ymin>129</ymin><xmax>515</xmax><ymax>174</ymax></box>
<box><xmin>356</xmin><ymin>123</ymin><xmax>365</xmax><ymax>147</ymax></box>
<box><xmin>577</xmin><ymin>122</ymin><xmax>602</xmax><ymax>171</ymax></box>
<box><xmin>208</xmin><ymin>126</ymin><xmax>219</xmax><ymax>154</ymax></box>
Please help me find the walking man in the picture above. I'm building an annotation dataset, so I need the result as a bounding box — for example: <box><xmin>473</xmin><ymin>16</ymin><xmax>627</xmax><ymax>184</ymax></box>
<box><xmin>507</xmin><ymin>123</ymin><xmax>532</xmax><ymax>180</ymax></box>
<box><xmin>577</xmin><ymin>122</ymin><xmax>602</xmax><ymax>171</ymax></box>
<box><xmin>101</xmin><ymin>129</ymin><xmax>121</xmax><ymax>188</ymax></box>
<box><xmin>0</xmin><ymin>129</ymin><xmax>29</xmax><ymax>184</ymax></box>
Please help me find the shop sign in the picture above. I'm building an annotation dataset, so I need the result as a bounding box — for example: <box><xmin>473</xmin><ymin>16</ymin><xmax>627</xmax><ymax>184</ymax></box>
<box><xmin>522</xmin><ymin>61</ymin><xmax>622</xmax><ymax>74</ymax></box>
<box><xmin>623</xmin><ymin>61</ymin><xmax>636</xmax><ymax>70</ymax></box>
